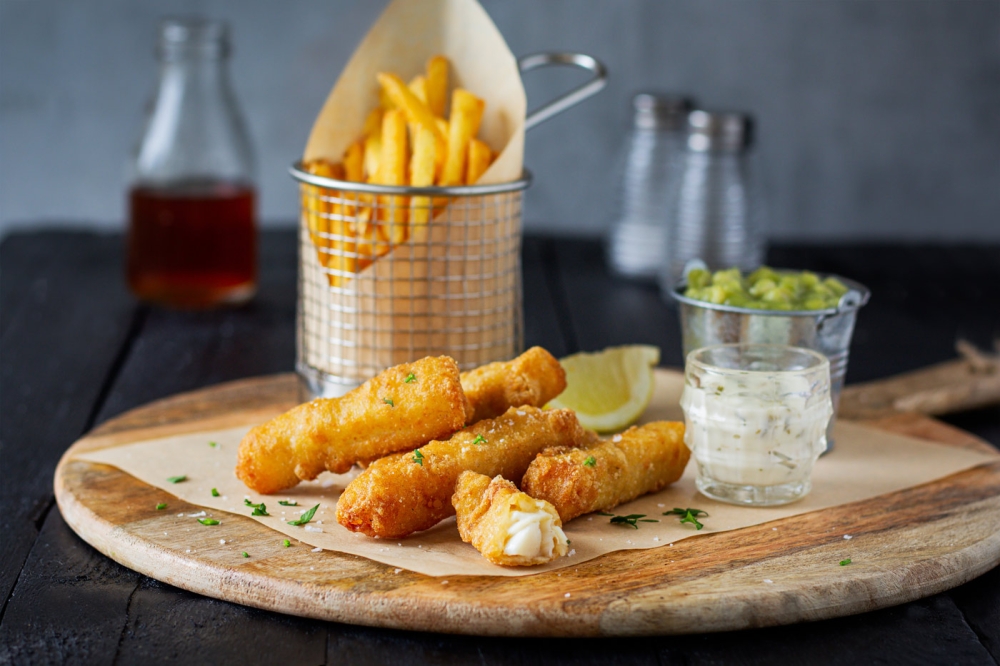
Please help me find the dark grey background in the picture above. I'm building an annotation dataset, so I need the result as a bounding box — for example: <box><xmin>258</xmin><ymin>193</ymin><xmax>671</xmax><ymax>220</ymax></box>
<box><xmin>2</xmin><ymin>0</ymin><xmax>998</xmax><ymax>240</ymax></box>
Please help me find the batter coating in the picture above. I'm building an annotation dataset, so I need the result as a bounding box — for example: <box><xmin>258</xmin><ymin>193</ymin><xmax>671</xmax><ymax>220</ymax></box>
<box><xmin>521</xmin><ymin>421</ymin><xmax>689</xmax><ymax>523</ymax></box>
<box><xmin>336</xmin><ymin>406</ymin><xmax>593</xmax><ymax>538</ymax></box>
<box><xmin>452</xmin><ymin>472</ymin><xmax>568</xmax><ymax>566</ymax></box>
<box><xmin>236</xmin><ymin>356</ymin><xmax>469</xmax><ymax>494</ymax></box>
<box><xmin>460</xmin><ymin>347</ymin><xmax>567</xmax><ymax>424</ymax></box>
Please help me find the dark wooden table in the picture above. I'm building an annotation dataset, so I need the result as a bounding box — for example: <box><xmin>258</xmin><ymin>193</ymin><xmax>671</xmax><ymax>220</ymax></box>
<box><xmin>2</xmin><ymin>230</ymin><xmax>999</xmax><ymax>665</ymax></box>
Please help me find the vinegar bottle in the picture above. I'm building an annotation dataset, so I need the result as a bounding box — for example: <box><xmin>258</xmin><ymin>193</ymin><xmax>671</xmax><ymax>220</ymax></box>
<box><xmin>127</xmin><ymin>18</ymin><xmax>257</xmax><ymax>308</ymax></box>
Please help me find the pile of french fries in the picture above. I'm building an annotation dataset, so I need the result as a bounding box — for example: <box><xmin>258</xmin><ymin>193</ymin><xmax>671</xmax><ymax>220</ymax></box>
<box><xmin>302</xmin><ymin>55</ymin><xmax>496</xmax><ymax>287</ymax></box>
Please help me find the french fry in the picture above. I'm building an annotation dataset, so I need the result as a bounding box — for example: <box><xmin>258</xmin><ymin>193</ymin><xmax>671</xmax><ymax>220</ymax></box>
<box><xmin>362</xmin><ymin>108</ymin><xmax>384</xmax><ymax>138</ymax></box>
<box><xmin>426</xmin><ymin>55</ymin><xmax>449</xmax><ymax>118</ymax></box>
<box><xmin>377</xmin><ymin>109</ymin><xmax>409</xmax><ymax>244</ymax></box>
<box><xmin>364</xmin><ymin>133</ymin><xmax>382</xmax><ymax>182</ymax></box>
<box><xmin>440</xmin><ymin>89</ymin><xmax>484</xmax><ymax>186</ymax></box>
<box><xmin>376</xmin><ymin>73</ymin><xmax>445</xmax><ymax>144</ymax></box>
<box><xmin>343</xmin><ymin>140</ymin><xmax>365</xmax><ymax>183</ymax></box>
<box><xmin>408</xmin><ymin>75</ymin><xmax>428</xmax><ymax>103</ymax></box>
<box><xmin>410</xmin><ymin>126</ymin><xmax>437</xmax><ymax>226</ymax></box>
<box><xmin>302</xmin><ymin>160</ymin><xmax>345</xmax><ymax>286</ymax></box>
<box><xmin>466</xmin><ymin>138</ymin><xmax>492</xmax><ymax>184</ymax></box>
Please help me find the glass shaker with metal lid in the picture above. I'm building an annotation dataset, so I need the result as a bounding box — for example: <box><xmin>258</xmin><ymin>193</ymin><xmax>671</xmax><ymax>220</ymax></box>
<box><xmin>126</xmin><ymin>18</ymin><xmax>257</xmax><ymax>309</ymax></box>
<box><xmin>606</xmin><ymin>93</ymin><xmax>694</xmax><ymax>280</ymax></box>
<box><xmin>659</xmin><ymin>109</ymin><xmax>764</xmax><ymax>294</ymax></box>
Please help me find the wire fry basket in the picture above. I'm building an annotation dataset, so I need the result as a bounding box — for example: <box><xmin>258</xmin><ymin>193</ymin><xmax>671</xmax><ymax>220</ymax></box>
<box><xmin>291</xmin><ymin>52</ymin><xmax>606</xmax><ymax>398</ymax></box>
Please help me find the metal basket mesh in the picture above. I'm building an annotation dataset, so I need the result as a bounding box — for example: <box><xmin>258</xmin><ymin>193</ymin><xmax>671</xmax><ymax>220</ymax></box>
<box><xmin>294</xmin><ymin>171</ymin><xmax>526</xmax><ymax>396</ymax></box>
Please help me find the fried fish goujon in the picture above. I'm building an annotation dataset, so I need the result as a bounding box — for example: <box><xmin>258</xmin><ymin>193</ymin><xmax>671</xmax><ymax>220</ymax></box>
<box><xmin>522</xmin><ymin>421</ymin><xmax>689</xmax><ymax>523</ymax></box>
<box><xmin>337</xmin><ymin>406</ymin><xmax>594</xmax><ymax>538</ymax></box>
<box><xmin>460</xmin><ymin>346</ymin><xmax>567</xmax><ymax>424</ymax></box>
<box><xmin>236</xmin><ymin>356</ymin><xmax>469</xmax><ymax>494</ymax></box>
<box><xmin>452</xmin><ymin>472</ymin><xmax>568</xmax><ymax>567</ymax></box>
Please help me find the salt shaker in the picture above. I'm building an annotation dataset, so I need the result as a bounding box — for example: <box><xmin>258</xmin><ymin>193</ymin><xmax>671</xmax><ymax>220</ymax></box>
<box><xmin>659</xmin><ymin>110</ymin><xmax>764</xmax><ymax>293</ymax></box>
<box><xmin>606</xmin><ymin>93</ymin><xmax>694</xmax><ymax>281</ymax></box>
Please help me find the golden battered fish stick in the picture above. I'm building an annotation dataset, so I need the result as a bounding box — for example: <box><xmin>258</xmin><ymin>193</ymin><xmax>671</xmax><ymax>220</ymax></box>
<box><xmin>521</xmin><ymin>421</ymin><xmax>689</xmax><ymax>523</ymax></box>
<box><xmin>453</xmin><ymin>472</ymin><xmax>568</xmax><ymax>567</ymax></box>
<box><xmin>460</xmin><ymin>346</ymin><xmax>567</xmax><ymax>424</ymax></box>
<box><xmin>236</xmin><ymin>356</ymin><xmax>469</xmax><ymax>494</ymax></box>
<box><xmin>336</xmin><ymin>406</ymin><xmax>593</xmax><ymax>538</ymax></box>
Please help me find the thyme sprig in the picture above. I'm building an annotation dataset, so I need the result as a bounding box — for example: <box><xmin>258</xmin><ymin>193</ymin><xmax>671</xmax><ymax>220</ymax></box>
<box><xmin>663</xmin><ymin>507</ymin><xmax>709</xmax><ymax>530</ymax></box>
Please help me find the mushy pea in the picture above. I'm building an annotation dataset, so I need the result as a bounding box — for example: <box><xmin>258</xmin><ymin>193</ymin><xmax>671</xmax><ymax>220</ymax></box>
<box><xmin>683</xmin><ymin>266</ymin><xmax>849</xmax><ymax>310</ymax></box>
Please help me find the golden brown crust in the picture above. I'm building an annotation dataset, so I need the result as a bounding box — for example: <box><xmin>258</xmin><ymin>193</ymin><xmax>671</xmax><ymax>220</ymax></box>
<box><xmin>452</xmin><ymin>472</ymin><xmax>567</xmax><ymax>566</ymax></box>
<box><xmin>336</xmin><ymin>406</ymin><xmax>591</xmax><ymax>538</ymax></box>
<box><xmin>521</xmin><ymin>421</ymin><xmax>689</xmax><ymax>523</ymax></box>
<box><xmin>235</xmin><ymin>356</ymin><xmax>468</xmax><ymax>494</ymax></box>
<box><xmin>460</xmin><ymin>347</ymin><xmax>567</xmax><ymax>424</ymax></box>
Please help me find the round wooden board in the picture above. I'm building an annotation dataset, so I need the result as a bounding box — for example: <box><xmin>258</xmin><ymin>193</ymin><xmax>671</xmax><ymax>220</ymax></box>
<box><xmin>55</xmin><ymin>371</ymin><xmax>1000</xmax><ymax>637</ymax></box>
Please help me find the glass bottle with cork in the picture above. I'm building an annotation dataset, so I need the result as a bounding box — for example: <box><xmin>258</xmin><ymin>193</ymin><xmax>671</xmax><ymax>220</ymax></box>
<box><xmin>127</xmin><ymin>18</ymin><xmax>257</xmax><ymax>308</ymax></box>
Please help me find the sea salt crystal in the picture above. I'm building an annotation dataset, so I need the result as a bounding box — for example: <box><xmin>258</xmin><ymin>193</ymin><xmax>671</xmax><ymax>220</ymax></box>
<box><xmin>394</xmin><ymin>568</ymin><xmax>402</xmax><ymax>574</ymax></box>
<box><xmin>516</xmin><ymin>410</ymin><xmax>525</xmax><ymax>416</ymax></box>
<box><xmin>441</xmin><ymin>580</ymin><xmax>449</xmax><ymax>585</ymax></box>
<box><xmin>219</xmin><ymin>539</ymin><xmax>226</xmax><ymax>545</ymax></box>
<box><xmin>305</xmin><ymin>526</ymin><xmax>323</xmax><ymax>533</ymax></box>
<box><xmin>568</xmin><ymin>549</ymin><xmax>576</xmax><ymax>557</ymax></box>
<box><xmin>564</xmin><ymin>593</ymin><xmax>571</xmax><ymax>598</ymax></box>
<box><xmin>177</xmin><ymin>513</ymin><xmax>184</xmax><ymax>518</ymax></box>
<box><xmin>657</xmin><ymin>503</ymin><xmax>665</xmax><ymax>508</ymax></box>
<box><xmin>312</xmin><ymin>547</ymin><xmax>322</xmax><ymax>553</ymax></box>
<box><xmin>653</xmin><ymin>536</ymin><xmax>660</xmax><ymax>542</ymax></box>
<box><xmin>189</xmin><ymin>511</ymin><xmax>206</xmax><ymax>517</ymax></box>
<box><xmin>612</xmin><ymin>434</ymin><xmax>622</xmax><ymax>442</ymax></box>
<box><xmin>185</xmin><ymin>549</ymin><xmax>191</xmax><ymax>553</ymax></box>
<box><xmin>843</xmin><ymin>535</ymin><xmax>853</xmax><ymax>540</ymax></box>
<box><xmin>763</xmin><ymin>579</ymin><xmax>774</xmax><ymax>584</ymax></box>
<box><xmin>773</xmin><ymin>528</ymin><xmax>777</xmax><ymax>531</ymax></box>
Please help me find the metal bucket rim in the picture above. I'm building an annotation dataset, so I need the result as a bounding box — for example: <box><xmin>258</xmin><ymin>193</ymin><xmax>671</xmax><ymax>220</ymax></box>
<box><xmin>671</xmin><ymin>272</ymin><xmax>871</xmax><ymax>317</ymax></box>
<box><xmin>289</xmin><ymin>162</ymin><xmax>533</xmax><ymax>197</ymax></box>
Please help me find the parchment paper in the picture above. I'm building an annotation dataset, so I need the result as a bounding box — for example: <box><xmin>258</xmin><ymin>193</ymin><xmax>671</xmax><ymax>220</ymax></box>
<box><xmin>76</xmin><ymin>373</ymin><xmax>998</xmax><ymax>577</ymax></box>
<box><xmin>299</xmin><ymin>0</ymin><xmax>528</xmax><ymax>381</ymax></box>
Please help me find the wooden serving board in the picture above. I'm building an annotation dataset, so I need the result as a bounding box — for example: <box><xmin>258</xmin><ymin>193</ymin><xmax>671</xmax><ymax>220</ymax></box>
<box><xmin>55</xmin><ymin>371</ymin><xmax>1000</xmax><ymax>637</ymax></box>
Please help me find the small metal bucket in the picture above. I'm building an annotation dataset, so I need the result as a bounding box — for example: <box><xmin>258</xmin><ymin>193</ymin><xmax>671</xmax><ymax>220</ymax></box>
<box><xmin>671</xmin><ymin>275</ymin><xmax>870</xmax><ymax>450</ymax></box>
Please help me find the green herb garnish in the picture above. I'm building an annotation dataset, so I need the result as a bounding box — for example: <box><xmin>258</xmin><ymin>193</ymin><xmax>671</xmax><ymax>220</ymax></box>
<box><xmin>167</xmin><ymin>475</ymin><xmax>187</xmax><ymax>484</ymax></box>
<box><xmin>583</xmin><ymin>456</ymin><xmax>596</xmax><ymax>467</ymax></box>
<box><xmin>278</xmin><ymin>500</ymin><xmax>298</xmax><ymax>506</ymax></box>
<box><xmin>404</xmin><ymin>373</ymin><xmax>416</xmax><ymax>383</ymax></box>
<box><xmin>840</xmin><ymin>558</ymin><xmax>852</xmax><ymax>566</ymax></box>
<box><xmin>198</xmin><ymin>518</ymin><xmax>220</xmax><ymax>526</ymax></box>
<box><xmin>155</xmin><ymin>502</ymin><xmax>167</xmax><ymax>510</ymax></box>
<box><xmin>412</xmin><ymin>450</ymin><xmax>424</xmax><ymax>466</ymax></box>
<box><xmin>242</xmin><ymin>551</ymin><xmax>250</xmax><ymax>558</ymax></box>
<box><xmin>383</xmin><ymin>397</ymin><xmax>394</xmax><ymax>407</ymax></box>
<box><xmin>208</xmin><ymin>441</ymin><xmax>218</xmax><ymax>448</ymax></box>
<box><xmin>664</xmin><ymin>507</ymin><xmax>709</xmax><ymax>530</ymax></box>
<box><xmin>287</xmin><ymin>503</ymin><xmax>320</xmax><ymax>526</ymax></box>
<box><xmin>282</xmin><ymin>539</ymin><xmax>291</xmax><ymax>548</ymax></box>
<box><xmin>607</xmin><ymin>513</ymin><xmax>659</xmax><ymax>529</ymax></box>
<box><xmin>471</xmin><ymin>434</ymin><xmax>487</xmax><ymax>445</ymax></box>
<box><xmin>211</xmin><ymin>487</ymin><xmax>220</xmax><ymax>497</ymax></box>
<box><xmin>244</xmin><ymin>498</ymin><xmax>269</xmax><ymax>516</ymax></box>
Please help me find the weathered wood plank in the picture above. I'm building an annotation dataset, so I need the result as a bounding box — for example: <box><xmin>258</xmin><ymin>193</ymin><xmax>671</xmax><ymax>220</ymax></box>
<box><xmin>0</xmin><ymin>232</ymin><xmax>138</xmax><ymax>621</ymax></box>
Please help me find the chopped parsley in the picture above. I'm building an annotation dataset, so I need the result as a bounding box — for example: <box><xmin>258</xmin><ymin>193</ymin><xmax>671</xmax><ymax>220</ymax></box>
<box><xmin>471</xmin><ymin>434</ymin><xmax>487</xmax><ymax>445</ymax></box>
<box><xmin>840</xmin><ymin>558</ymin><xmax>852</xmax><ymax>566</ymax></box>
<box><xmin>211</xmin><ymin>487</ymin><xmax>220</xmax><ymax>497</ymax></box>
<box><xmin>242</xmin><ymin>551</ymin><xmax>250</xmax><ymax>558</ymax></box>
<box><xmin>155</xmin><ymin>502</ymin><xmax>167</xmax><ymax>510</ymax></box>
<box><xmin>167</xmin><ymin>475</ymin><xmax>187</xmax><ymax>484</ymax></box>
<box><xmin>404</xmin><ymin>373</ymin><xmax>416</xmax><ymax>383</ymax></box>
<box><xmin>664</xmin><ymin>507</ymin><xmax>709</xmax><ymax>530</ymax></box>
<box><xmin>278</xmin><ymin>500</ymin><xmax>298</xmax><ymax>506</ymax></box>
<box><xmin>583</xmin><ymin>456</ymin><xmax>596</xmax><ymax>467</ymax></box>
<box><xmin>244</xmin><ymin>499</ymin><xmax>269</xmax><ymax>516</ymax></box>
<box><xmin>198</xmin><ymin>518</ymin><xmax>220</xmax><ymax>526</ymax></box>
<box><xmin>282</xmin><ymin>539</ymin><xmax>291</xmax><ymax>548</ymax></box>
<box><xmin>598</xmin><ymin>512</ymin><xmax>659</xmax><ymax>529</ymax></box>
<box><xmin>412</xmin><ymin>450</ymin><xmax>424</xmax><ymax>466</ymax></box>
<box><xmin>208</xmin><ymin>441</ymin><xmax>218</xmax><ymax>448</ymax></box>
<box><xmin>287</xmin><ymin>503</ymin><xmax>320</xmax><ymax>526</ymax></box>
<box><xmin>383</xmin><ymin>397</ymin><xmax>394</xmax><ymax>407</ymax></box>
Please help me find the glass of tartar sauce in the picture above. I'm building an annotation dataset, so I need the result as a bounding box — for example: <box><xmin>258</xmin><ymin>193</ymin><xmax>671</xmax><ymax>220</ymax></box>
<box><xmin>680</xmin><ymin>343</ymin><xmax>834</xmax><ymax>506</ymax></box>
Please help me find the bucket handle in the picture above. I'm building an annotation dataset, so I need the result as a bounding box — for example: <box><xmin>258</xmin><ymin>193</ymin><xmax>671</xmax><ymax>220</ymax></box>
<box><xmin>519</xmin><ymin>52</ymin><xmax>607</xmax><ymax>131</ymax></box>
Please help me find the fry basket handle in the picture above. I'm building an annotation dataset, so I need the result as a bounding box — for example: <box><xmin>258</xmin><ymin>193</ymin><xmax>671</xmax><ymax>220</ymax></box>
<box><xmin>518</xmin><ymin>52</ymin><xmax>607</xmax><ymax>131</ymax></box>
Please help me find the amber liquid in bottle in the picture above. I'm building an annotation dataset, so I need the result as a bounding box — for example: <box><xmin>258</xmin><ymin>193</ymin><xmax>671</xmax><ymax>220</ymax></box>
<box><xmin>127</xmin><ymin>181</ymin><xmax>257</xmax><ymax>308</ymax></box>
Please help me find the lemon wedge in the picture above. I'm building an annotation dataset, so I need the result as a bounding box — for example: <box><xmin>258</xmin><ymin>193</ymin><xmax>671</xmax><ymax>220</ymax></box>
<box><xmin>549</xmin><ymin>345</ymin><xmax>661</xmax><ymax>433</ymax></box>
